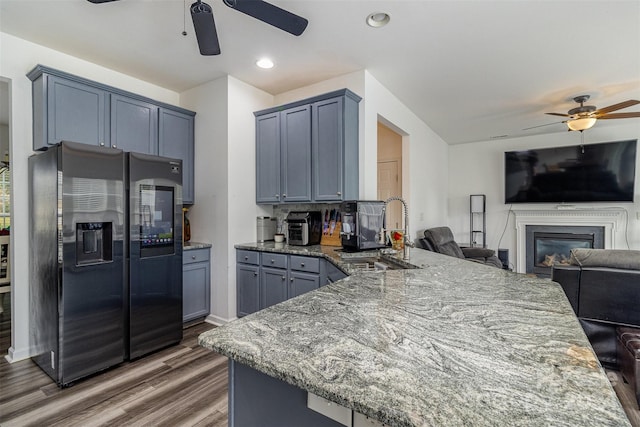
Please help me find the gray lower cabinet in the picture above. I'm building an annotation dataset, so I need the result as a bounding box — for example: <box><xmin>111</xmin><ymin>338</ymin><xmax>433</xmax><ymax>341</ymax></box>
<box><xmin>237</xmin><ymin>250</ymin><xmax>260</xmax><ymax>317</ymax></box>
<box><xmin>261</xmin><ymin>267</ymin><xmax>288</xmax><ymax>309</ymax></box>
<box><xmin>237</xmin><ymin>250</ymin><xmax>346</xmax><ymax>317</ymax></box>
<box><xmin>28</xmin><ymin>65</ymin><xmax>197</xmax><ymax>204</ymax></box>
<box><xmin>183</xmin><ymin>248</ymin><xmax>211</xmax><ymax>323</ymax></box>
<box><xmin>289</xmin><ymin>255</ymin><xmax>321</xmax><ymax>297</ymax></box>
<box><xmin>325</xmin><ymin>261</ymin><xmax>348</xmax><ymax>286</ymax></box>
<box><xmin>289</xmin><ymin>271</ymin><xmax>320</xmax><ymax>298</ymax></box>
<box><xmin>255</xmin><ymin>89</ymin><xmax>361</xmax><ymax>204</ymax></box>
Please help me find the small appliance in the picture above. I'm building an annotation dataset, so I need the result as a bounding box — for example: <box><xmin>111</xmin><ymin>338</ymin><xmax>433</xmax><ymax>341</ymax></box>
<box><xmin>340</xmin><ymin>201</ymin><xmax>386</xmax><ymax>251</ymax></box>
<box><xmin>286</xmin><ymin>211</ymin><xmax>322</xmax><ymax>246</ymax></box>
<box><xmin>256</xmin><ymin>216</ymin><xmax>276</xmax><ymax>242</ymax></box>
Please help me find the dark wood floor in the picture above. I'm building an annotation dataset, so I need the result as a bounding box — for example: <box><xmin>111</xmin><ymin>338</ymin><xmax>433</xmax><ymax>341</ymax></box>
<box><xmin>0</xmin><ymin>295</ymin><xmax>228</xmax><ymax>427</ymax></box>
<box><xmin>1</xmin><ymin>293</ymin><xmax>638</xmax><ymax>426</ymax></box>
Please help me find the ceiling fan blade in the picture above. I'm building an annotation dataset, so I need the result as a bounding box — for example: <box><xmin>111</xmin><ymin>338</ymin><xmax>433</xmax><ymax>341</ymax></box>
<box><xmin>223</xmin><ymin>0</ymin><xmax>308</xmax><ymax>36</ymax></box>
<box><xmin>523</xmin><ymin>121</ymin><xmax>565</xmax><ymax>130</ymax></box>
<box><xmin>597</xmin><ymin>112</ymin><xmax>640</xmax><ymax>119</ymax></box>
<box><xmin>191</xmin><ymin>1</ymin><xmax>221</xmax><ymax>55</ymax></box>
<box><xmin>545</xmin><ymin>112</ymin><xmax>570</xmax><ymax>117</ymax></box>
<box><xmin>594</xmin><ymin>99</ymin><xmax>640</xmax><ymax>116</ymax></box>
<box><xmin>86</xmin><ymin>0</ymin><xmax>119</xmax><ymax>3</ymax></box>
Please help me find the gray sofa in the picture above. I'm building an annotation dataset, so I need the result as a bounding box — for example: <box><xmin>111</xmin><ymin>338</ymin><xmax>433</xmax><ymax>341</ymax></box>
<box><xmin>419</xmin><ymin>227</ymin><xmax>503</xmax><ymax>268</ymax></box>
<box><xmin>551</xmin><ymin>248</ymin><xmax>640</xmax><ymax>367</ymax></box>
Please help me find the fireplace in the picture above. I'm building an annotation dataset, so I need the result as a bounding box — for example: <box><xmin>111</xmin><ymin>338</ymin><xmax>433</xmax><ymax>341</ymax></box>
<box><xmin>525</xmin><ymin>225</ymin><xmax>604</xmax><ymax>277</ymax></box>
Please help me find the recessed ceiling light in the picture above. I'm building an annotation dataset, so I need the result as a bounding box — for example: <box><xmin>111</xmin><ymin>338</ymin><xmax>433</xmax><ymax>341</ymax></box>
<box><xmin>366</xmin><ymin>12</ymin><xmax>390</xmax><ymax>28</ymax></box>
<box><xmin>256</xmin><ymin>58</ymin><xmax>274</xmax><ymax>69</ymax></box>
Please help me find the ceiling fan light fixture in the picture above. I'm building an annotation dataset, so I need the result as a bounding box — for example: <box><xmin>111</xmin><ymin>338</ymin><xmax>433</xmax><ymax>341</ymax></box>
<box><xmin>256</xmin><ymin>58</ymin><xmax>274</xmax><ymax>69</ymax></box>
<box><xmin>366</xmin><ymin>12</ymin><xmax>390</xmax><ymax>28</ymax></box>
<box><xmin>567</xmin><ymin>117</ymin><xmax>597</xmax><ymax>131</ymax></box>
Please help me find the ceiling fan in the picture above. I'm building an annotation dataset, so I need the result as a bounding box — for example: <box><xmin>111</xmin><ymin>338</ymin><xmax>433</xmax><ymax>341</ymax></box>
<box><xmin>86</xmin><ymin>0</ymin><xmax>308</xmax><ymax>56</ymax></box>
<box><xmin>544</xmin><ymin>95</ymin><xmax>640</xmax><ymax>131</ymax></box>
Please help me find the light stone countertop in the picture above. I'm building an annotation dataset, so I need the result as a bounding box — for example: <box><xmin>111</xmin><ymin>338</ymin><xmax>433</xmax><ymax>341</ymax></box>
<box><xmin>199</xmin><ymin>245</ymin><xmax>629</xmax><ymax>426</ymax></box>
<box><xmin>183</xmin><ymin>241</ymin><xmax>212</xmax><ymax>250</ymax></box>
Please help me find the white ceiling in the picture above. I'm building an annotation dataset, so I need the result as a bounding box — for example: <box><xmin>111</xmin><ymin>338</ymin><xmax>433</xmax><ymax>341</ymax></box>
<box><xmin>1</xmin><ymin>0</ymin><xmax>639</xmax><ymax>144</ymax></box>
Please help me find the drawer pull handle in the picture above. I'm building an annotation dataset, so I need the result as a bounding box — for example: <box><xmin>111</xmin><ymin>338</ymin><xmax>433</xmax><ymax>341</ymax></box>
<box><xmin>271</xmin><ymin>259</ymin><xmax>275</xmax><ymax>263</ymax></box>
<box><xmin>300</xmin><ymin>263</ymin><xmax>305</xmax><ymax>267</ymax></box>
<box><xmin>337</xmin><ymin>191</ymin><xmax>342</xmax><ymax>196</ymax></box>
<box><xmin>254</xmin><ymin>272</ymin><xmax>258</xmax><ymax>276</ymax></box>
<box><xmin>290</xmin><ymin>278</ymin><xmax>294</xmax><ymax>282</ymax></box>
<box><xmin>244</xmin><ymin>256</ymin><xmax>248</xmax><ymax>260</ymax></box>
<box><xmin>192</xmin><ymin>256</ymin><xmax>196</xmax><ymax>260</ymax></box>
<box><xmin>281</xmin><ymin>276</ymin><xmax>286</xmax><ymax>280</ymax></box>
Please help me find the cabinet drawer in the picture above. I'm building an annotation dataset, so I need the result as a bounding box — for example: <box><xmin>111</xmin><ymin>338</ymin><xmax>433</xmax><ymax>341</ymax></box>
<box><xmin>290</xmin><ymin>255</ymin><xmax>320</xmax><ymax>273</ymax></box>
<box><xmin>184</xmin><ymin>248</ymin><xmax>210</xmax><ymax>265</ymax></box>
<box><xmin>237</xmin><ymin>250</ymin><xmax>260</xmax><ymax>265</ymax></box>
<box><xmin>261</xmin><ymin>253</ymin><xmax>288</xmax><ymax>269</ymax></box>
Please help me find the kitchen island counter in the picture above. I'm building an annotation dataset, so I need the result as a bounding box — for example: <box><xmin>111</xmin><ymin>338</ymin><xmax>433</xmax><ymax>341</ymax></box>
<box><xmin>199</xmin><ymin>248</ymin><xmax>629</xmax><ymax>426</ymax></box>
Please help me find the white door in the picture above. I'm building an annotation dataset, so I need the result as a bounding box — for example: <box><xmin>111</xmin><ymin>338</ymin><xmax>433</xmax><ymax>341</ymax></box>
<box><xmin>377</xmin><ymin>160</ymin><xmax>402</xmax><ymax>230</ymax></box>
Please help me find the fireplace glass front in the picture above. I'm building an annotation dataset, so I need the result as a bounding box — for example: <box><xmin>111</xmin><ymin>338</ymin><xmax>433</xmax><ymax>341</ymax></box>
<box><xmin>525</xmin><ymin>225</ymin><xmax>604</xmax><ymax>277</ymax></box>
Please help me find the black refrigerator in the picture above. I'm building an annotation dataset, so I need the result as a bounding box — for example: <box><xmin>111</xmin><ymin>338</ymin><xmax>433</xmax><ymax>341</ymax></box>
<box><xmin>29</xmin><ymin>141</ymin><xmax>183</xmax><ymax>386</ymax></box>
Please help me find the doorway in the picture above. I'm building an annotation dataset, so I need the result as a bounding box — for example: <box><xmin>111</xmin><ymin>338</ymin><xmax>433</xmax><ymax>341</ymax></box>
<box><xmin>377</xmin><ymin>121</ymin><xmax>403</xmax><ymax>230</ymax></box>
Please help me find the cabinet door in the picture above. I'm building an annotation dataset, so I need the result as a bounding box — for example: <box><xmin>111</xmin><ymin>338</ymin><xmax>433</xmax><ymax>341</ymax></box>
<box><xmin>237</xmin><ymin>264</ymin><xmax>260</xmax><ymax>317</ymax></box>
<box><xmin>256</xmin><ymin>112</ymin><xmax>281</xmax><ymax>204</ymax></box>
<box><xmin>289</xmin><ymin>271</ymin><xmax>320</xmax><ymax>299</ymax></box>
<box><xmin>281</xmin><ymin>105</ymin><xmax>312</xmax><ymax>203</ymax></box>
<box><xmin>183</xmin><ymin>261</ymin><xmax>210</xmax><ymax>322</ymax></box>
<box><xmin>159</xmin><ymin>108</ymin><xmax>195</xmax><ymax>204</ymax></box>
<box><xmin>260</xmin><ymin>267</ymin><xmax>288</xmax><ymax>309</ymax></box>
<box><xmin>111</xmin><ymin>94</ymin><xmax>158</xmax><ymax>154</ymax></box>
<box><xmin>312</xmin><ymin>97</ymin><xmax>344</xmax><ymax>201</ymax></box>
<box><xmin>46</xmin><ymin>76</ymin><xmax>108</xmax><ymax>147</ymax></box>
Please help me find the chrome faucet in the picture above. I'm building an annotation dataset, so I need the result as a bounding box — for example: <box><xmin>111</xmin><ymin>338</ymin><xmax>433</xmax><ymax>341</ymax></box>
<box><xmin>383</xmin><ymin>196</ymin><xmax>414</xmax><ymax>260</ymax></box>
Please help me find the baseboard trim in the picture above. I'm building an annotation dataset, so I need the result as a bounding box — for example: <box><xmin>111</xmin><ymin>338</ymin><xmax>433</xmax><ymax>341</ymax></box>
<box><xmin>205</xmin><ymin>314</ymin><xmax>236</xmax><ymax>326</ymax></box>
<box><xmin>5</xmin><ymin>345</ymin><xmax>31</xmax><ymax>363</ymax></box>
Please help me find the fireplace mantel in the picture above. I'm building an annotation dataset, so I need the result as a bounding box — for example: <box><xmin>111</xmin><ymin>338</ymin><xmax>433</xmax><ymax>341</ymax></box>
<box><xmin>512</xmin><ymin>207</ymin><xmax>625</xmax><ymax>273</ymax></box>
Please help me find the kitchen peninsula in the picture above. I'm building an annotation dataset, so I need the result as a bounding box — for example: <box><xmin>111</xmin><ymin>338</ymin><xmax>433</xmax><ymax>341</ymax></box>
<box><xmin>199</xmin><ymin>247</ymin><xmax>629</xmax><ymax>426</ymax></box>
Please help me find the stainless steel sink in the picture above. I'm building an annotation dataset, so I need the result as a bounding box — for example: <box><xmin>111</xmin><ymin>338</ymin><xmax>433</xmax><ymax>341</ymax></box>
<box><xmin>340</xmin><ymin>255</ymin><xmax>417</xmax><ymax>271</ymax></box>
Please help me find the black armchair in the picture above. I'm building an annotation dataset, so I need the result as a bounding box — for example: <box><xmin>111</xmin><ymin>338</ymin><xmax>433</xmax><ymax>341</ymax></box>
<box><xmin>419</xmin><ymin>226</ymin><xmax>502</xmax><ymax>268</ymax></box>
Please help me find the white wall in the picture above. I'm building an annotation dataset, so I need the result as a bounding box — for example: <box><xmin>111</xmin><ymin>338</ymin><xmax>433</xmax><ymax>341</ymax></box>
<box><xmin>275</xmin><ymin>70</ymin><xmax>450</xmax><ymax>241</ymax></box>
<box><xmin>0</xmin><ymin>32</ymin><xmax>181</xmax><ymax>361</ymax></box>
<box><xmin>448</xmin><ymin>120</ymin><xmax>640</xmax><ymax>269</ymax></box>
<box><xmin>363</xmin><ymin>71</ymin><xmax>449</xmax><ymax>240</ymax></box>
<box><xmin>181</xmin><ymin>76</ymin><xmax>273</xmax><ymax>323</ymax></box>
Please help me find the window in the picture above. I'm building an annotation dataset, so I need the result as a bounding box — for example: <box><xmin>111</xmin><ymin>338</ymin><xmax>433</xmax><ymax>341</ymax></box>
<box><xmin>0</xmin><ymin>167</ymin><xmax>9</xmax><ymax>230</ymax></box>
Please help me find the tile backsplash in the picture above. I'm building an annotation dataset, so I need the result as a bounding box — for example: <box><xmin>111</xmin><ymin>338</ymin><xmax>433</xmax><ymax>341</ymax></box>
<box><xmin>272</xmin><ymin>203</ymin><xmax>341</xmax><ymax>234</ymax></box>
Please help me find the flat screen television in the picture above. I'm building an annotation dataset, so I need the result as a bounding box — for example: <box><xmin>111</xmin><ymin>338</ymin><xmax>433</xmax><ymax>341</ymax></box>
<box><xmin>505</xmin><ymin>139</ymin><xmax>637</xmax><ymax>203</ymax></box>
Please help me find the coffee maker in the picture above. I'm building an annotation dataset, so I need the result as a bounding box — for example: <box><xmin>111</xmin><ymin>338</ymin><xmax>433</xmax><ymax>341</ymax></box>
<box><xmin>340</xmin><ymin>201</ymin><xmax>386</xmax><ymax>251</ymax></box>
<box><xmin>286</xmin><ymin>211</ymin><xmax>322</xmax><ymax>246</ymax></box>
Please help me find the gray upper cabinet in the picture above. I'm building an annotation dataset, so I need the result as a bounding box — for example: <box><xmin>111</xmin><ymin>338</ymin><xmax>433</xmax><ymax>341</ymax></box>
<box><xmin>281</xmin><ymin>105</ymin><xmax>312</xmax><ymax>203</ymax></box>
<box><xmin>37</xmin><ymin>75</ymin><xmax>109</xmax><ymax>148</ymax></box>
<box><xmin>28</xmin><ymin>65</ymin><xmax>197</xmax><ymax>204</ymax></box>
<box><xmin>255</xmin><ymin>89</ymin><xmax>361</xmax><ymax>204</ymax></box>
<box><xmin>256</xmin><ymin>112</ymin><xmax>281</xmax><ymax>203</ymax></box>
<box><xmin>111</xmin><ymin>94</ymin><xmax>158</xmax><ymax>153</ymax></box>
<box><xmin>255</xmin><ymin>105</ymin><xmax>311</xmax><ymax>204</ymax></box>
<box><xmin>312</xmin><ymin>95</ymin><xmax>359</xmax><ymax>202</ymax></box>
<box><xmin>159</xmin><ymin>108</ymin><xmax>195</xmax><ymax>205</ymax></box>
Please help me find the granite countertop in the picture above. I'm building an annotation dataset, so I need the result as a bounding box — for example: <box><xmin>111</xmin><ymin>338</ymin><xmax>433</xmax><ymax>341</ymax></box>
<box><xmin>199</xmin><ymin>246</ymin><xmax>629</xmax><ymax>426</ymax></box>
<box><xmin>234</xmin><ymin>242</ymin><xmax>429</xmax><ymax>274</ymax></box>
<box><xmin>183</xmin><ymin>241</ymin><xmax>212</xmax><ymax>250</ymax></box>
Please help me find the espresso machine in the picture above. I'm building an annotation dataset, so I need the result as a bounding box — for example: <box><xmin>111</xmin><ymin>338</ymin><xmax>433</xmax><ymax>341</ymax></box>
<box><xmin>340</xmin><ymin>201</ymin><xmax>386</xmax><ymax>251</ymax></box>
